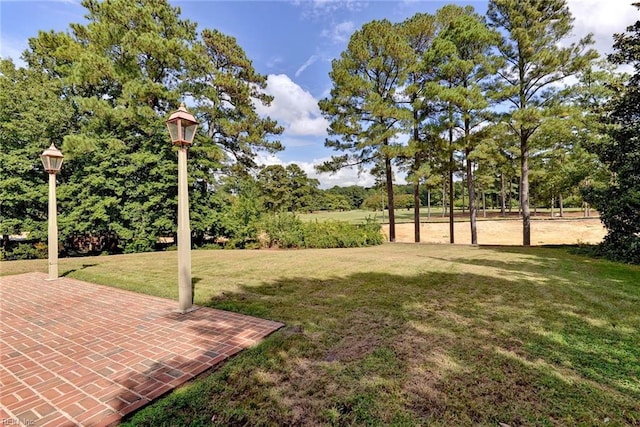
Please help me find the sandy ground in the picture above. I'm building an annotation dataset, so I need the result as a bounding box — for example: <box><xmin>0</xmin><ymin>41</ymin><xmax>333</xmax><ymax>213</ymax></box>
<box><xmin>382</xmin><ymin>217</ymin><xmax>607</xmax><ymax>245</ymax></box>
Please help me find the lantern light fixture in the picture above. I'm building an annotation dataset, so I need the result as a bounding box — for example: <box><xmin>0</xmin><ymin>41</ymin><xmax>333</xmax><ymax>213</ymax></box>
<box><xmin>41</xmin><ymin>143</ymin><xmax>64</xmax><ymax>174</ymax></box>
<box><xmin>166</xmin><ymin>102</ymin><xmax>198</xmax><ymax>147</ymax></box>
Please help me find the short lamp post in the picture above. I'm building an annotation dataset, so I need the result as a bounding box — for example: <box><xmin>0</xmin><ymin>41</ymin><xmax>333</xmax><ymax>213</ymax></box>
<box><xmin>166</xmin><ymin>103</ymin><xmax>198</xmax><ymax>314</ymax></box>
<box><xmin>41</xmin><ymin>144</ymin><xmax>64</xmax><ymax>280</ymax></box>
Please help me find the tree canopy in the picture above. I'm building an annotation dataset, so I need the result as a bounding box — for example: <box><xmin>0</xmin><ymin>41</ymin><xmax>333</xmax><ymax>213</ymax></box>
<box><xmin>584</xmin><ymin>5</ymin><xmax>640</xmax><ymax>263</ymax></box>
<box><xmin>1</xmin><ymin>0</ymin><xmax>282</xmax><ymax>253</ymax></box>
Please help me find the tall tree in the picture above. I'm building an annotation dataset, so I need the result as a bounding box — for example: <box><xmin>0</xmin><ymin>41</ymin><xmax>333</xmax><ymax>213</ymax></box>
<box><xmin>318</xmin><ymin>19</ymin><xmax>413</xmax><ymax>242</ymax></box>
<box><xmin>188</xmin><ymin>29</ymin><xmax>284</xmax><ymax>241</ymax></box>
<box><xmin>20</xmin><ymin>0</ymin><xmax>204</xmax><ymax>252</ymax></box>
<box><xmin>398</xmin><ymin>12</ymin><xmax>437</xmax><ymax>243</ymax></box>
<box><xmin>565</xmin><ymin>61</ymin><xmax>627</xmax><ymax>216</ymax></box>
<box><xmin>487</xmin><ymin>0</ymin><xmax>597</xmax><ymax>245</ymax></box>
<box><xmin>428</xmin><ymin>5</ymin><xmax>501</xmax><ymax>244</ymax></box>
<box><xmin>193</xmin><ymin>29</ymin><xmax>283</xmax><ymax>171</ymax></box>
<box><xmin>325</xmin><ymin>185</ymin><xmax>369</xmax><ymax>210</ymax></box>
<box><xmin>584</xmin><ymin>6</ymin><xmax>640</xmax><ymax>263</ymax></box>
<box><xmin>257</xmin><ymin>164</ymin><xmax>319</xmax><ymax>213</ymax></box>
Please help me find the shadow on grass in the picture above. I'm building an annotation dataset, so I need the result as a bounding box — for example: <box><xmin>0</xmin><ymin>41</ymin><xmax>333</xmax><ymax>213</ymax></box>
<box><xmin>123</xmin><ymin>267</ymin><xmax>640</xmax><ymax>426</ymax></box>
<box><xmin>60</xmin><ymin>263</ymin><xmax>98</xmax><ymax>277</ymax></box>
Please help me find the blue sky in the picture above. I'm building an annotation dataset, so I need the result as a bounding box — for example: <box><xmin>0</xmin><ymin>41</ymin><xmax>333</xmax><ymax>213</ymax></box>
<box><xmin>0</xmin><ymin>0</ymin><xmax>636</xmax><ymax>187</ymax></box>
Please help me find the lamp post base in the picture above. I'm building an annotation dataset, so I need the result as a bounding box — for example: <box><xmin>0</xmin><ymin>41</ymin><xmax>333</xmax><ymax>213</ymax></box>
<box><xmin>173</xmin><ymin>306</ymin><xmax>199</xmax><ymax>315</ymax></box>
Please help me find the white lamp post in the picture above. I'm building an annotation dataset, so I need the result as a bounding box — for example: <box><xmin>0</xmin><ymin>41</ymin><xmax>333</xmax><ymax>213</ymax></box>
<box><xmin>166</xmin><ymin>103</ymin><xmax>198</xmax><ymax>313</ymax></box>
<box><xmin>41</xmin><ymin>144</ymin><xmax>64</xmax><ymax>280</ymax></box>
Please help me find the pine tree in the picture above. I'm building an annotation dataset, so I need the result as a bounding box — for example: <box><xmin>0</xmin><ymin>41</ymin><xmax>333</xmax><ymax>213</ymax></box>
<box><xmin>318</xmin><ymin>19</ymin><xmax>413</xmax><ymax>242</ymax></box>
<box><xmin>398</xmin><ymin>12</ymin><xmax>437</xmax><ymax>243</ymax></box>
<box><xmin>428</xmin><ymin>5</ymin><xmax>501</xmax><ymax>244</ymax></box>
<box><xmin>487</xmin><ymin>0</ymin><xmax>597</xmax><ymax>245</ymax></box>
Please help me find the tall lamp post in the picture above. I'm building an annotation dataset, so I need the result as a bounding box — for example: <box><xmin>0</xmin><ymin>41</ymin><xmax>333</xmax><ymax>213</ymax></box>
<box><xmin>41</xmin><ymin>144</ymin><xmax>64</xmax><ymax>280</ymax></box>
<box><xmin>166</xmin><ymin>103</ymin><xmax>198</xmax><ymax>313</ymax></box>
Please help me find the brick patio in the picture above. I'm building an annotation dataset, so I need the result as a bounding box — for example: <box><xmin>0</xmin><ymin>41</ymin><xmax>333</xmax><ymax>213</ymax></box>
<box><xmin>0</xmin><ymin>273</ymin><xmax>283</xmax><ymax>426</ymax></box>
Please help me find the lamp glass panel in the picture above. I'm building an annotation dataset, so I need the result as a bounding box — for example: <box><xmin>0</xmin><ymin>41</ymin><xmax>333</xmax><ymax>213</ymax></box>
<box><xmin>50</xmin><ymin>157</ymin><xmax>63</xmax><ymax>171</ymax></box>
<box><xmin>167</xmin><ymin>121</ymin><xmax>180</xmax><ymax>143</ymax></box>
<box><xmin>183</xmin><ymin>122</ymin><xmax>197</xmax><ymax>144</ymax></box>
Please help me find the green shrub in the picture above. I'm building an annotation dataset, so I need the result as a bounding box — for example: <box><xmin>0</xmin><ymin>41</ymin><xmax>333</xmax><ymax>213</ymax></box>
<box><xmin>124</xmin><ymin>238</ymin><xmax>155</xmax><ymax>254</ymax></box>
<box><xmin>1</xmin><ymin>242</ymin><xmax>48</xmax><ymax>261</ymax></box>
<box><xmin>260</xmin><ymin>213</ymin><xmax>306</xmax><ymax>248</ymax></box>
<box><xmin>303</xmin><ymin>221</ymin><xmax>342</xmax><ymax>248</ymax></box>
<box><xmin>598</xmin><ymin>233</ymin><xmax>640</xmax><ymax>264</ymax></box>
<box><xmin>259</xmin><ymin>214</ymin><xmax>383</xmax><ymax>249</ymax></box>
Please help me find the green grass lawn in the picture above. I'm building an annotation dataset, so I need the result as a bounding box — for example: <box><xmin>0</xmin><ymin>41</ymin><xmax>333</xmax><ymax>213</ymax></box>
<box><xmin>2</xmin><ymin>245</ymin><xmax>639</xmax><ymax>426</ymax></box>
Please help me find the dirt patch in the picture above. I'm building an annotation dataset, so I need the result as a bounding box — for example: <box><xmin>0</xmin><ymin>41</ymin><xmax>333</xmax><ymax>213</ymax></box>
<box><xmin>382</xmin><ymin>217</ymin><xmax>606</xmax><ymax>245</ymax></box>
<box><xmin>323</xmin><ymin>311</ymin><xmax>386</xmax><ymax>362</ymax></box>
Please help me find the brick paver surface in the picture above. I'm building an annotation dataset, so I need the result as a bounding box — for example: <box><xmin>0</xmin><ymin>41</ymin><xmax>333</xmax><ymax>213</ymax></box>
<box><xmin>0</xmin><ymin>273</ymin><xmax>283</xmax><ymax>426</ymax></box>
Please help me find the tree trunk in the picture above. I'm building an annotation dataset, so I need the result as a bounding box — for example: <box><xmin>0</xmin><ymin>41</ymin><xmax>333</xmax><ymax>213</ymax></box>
<box><xmin>449</xmin><ymin>155</ymin><xmax>455</xmax><ymax>244</ymax></box>
<box><xmin>413</xmin><ymin>180</ymin><xmax>420</xmax><ymax>243</ymax></box>
<box><xmin>551</xmin><ymin>197</ymin><xmax>554</xmax><ymax>218</ymax></box>
<box><xmin>521</xmin><ymin>134</ymin><xmax>531</xmax><ymax>246</ymax></box>
<box><xmin>508</xmin><ymin>176</ymin><xmax>513</xmax><ymax>214</ymax></box>
<box><xmin>467</xmin><ymin>152</ymin><xmax>477</xmax><ymax>245</ymax></box>
<box><xmin>442</xmin><ymin>179</ymin><xmax>446</xmax><ymax>217</ymax></box>
<box><xmin>449</xmin><ymin>119</ymin><xmax>455</xmax><ymax>244</ymax></box>
<box><xmin>518</xmin><ymin>177</ymin><xmax>523</xmax><ymax>215</ymax></box>
<box><xmin>385</xmin><ymin>153</ymin><xmax>396</xmax><ymax>242</ymax></box>
<box><xmin>482</xmin><ymin>190</ymin><xmax>487</xmax><ymax>218</ymax></box>
<box><xmin>427</xmin><ymin>190</ymin><xmax>431</xmax><ymax>218</ymax></box>
<box><xmin>413</xmin><ymin>117</ymin><xmax>421</xmax><ymax>243</ymax></box>
<box><xmin>559</xmin><ymin>193</ymin><xmax>564</xmax><ymax>217</ymax></box>
<box><xmin>500</xmin><ymin>172</ymin><xmax>506</xmax><ymax>217</ymax></box>
<box><xmin>461</xmin><ymin>177</ymin><xmax>466</xmax><ymax>214</ymax></box>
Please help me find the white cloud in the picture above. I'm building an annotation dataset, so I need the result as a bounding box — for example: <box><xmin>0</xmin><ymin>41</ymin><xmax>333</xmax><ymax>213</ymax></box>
<box><xmin>255</xmin><ymin>152</ymin><xmax>376</xmax><ymax>188</ymax></box>
<box><xmin>295</xmin><ymin>54</ymin><xmax>320</xmax><ymax>77</ymax></box>
<box><xmin>567</xmin><ymin>0</ymin><xmax>637</xmax><ymax>56</ymax></box>
<box><xmin>295</xmin><ymin>0</ymin><xmax>368</xmax><ymax>19</ymax></box>
<box><xmin>321</xmin><ymin>21</ymin><xmax>355</xmax><ymax>44</ymax></box>
<box><xmin>266</xmin><ymin>56</ymin><xmax>283</xmax><ymax>69</ymax></box>
<box><xmin>255</xmin><ymin>152</ymin><xmax>285</xmax><ymax>167</ymax></box>
<box><xmin>309</xmin><ymin>163</ymin><xmax>376</xmax><ymax>188</ymax></box>
<box><xmin>307</xmin><ymin>159</ymin><xmax>407</xmax><ymax>189</ymax></box>
<box><xmin>255</xmin><ymin>74</ymin><xmax>329</xmax><ymax>136</ymax></box>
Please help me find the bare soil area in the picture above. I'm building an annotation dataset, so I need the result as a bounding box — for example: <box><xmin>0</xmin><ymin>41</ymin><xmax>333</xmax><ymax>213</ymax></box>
<box><xmin>382</xmin><ymin>216</ymin><xmax>606</xmax><ymax>245</ymax></box>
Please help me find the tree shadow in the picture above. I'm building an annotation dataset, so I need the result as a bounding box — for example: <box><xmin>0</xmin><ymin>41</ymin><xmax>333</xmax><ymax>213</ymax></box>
<box><xmin>120</xmin><ymin>267</ymin><xmax>640</xmax><ymax>426</ymax></box>
<box><xmin>192</xmin><ymin>276</ymin><xmax>202</xmax><ymax>304</ymax></box>
<box><xmin>60</xmin><ymin>263</ymin><xmax>97</xmax><ymax>277</ymax></box>
<box><xmin>427</xmin><ymin>245</ymin><xmax>638</xmax><ymax>287</ymax></box>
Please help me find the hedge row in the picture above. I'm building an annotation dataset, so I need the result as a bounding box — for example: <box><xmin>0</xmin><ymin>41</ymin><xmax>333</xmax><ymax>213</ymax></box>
<box><xmin>260</xmin><ymin>214</ymin><xmax>383</xmax><ymax>249</ymax></box>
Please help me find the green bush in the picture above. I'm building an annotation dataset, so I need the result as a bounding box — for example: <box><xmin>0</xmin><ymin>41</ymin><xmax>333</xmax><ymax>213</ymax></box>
<box><xmin>124</xmin><ymin>238</ymin><xmax>155</xmax><ymax>254</ymax></box>
<box><xmin>303</xmin><ymin>221</ymin><xmax>342</xmax><ymax>248</ymax></box>
<box><xmin>260</xmin><ymin>213</ymin><xmax>306</xmax><ymax>248</ymax></box>
<box><xmin>598</xmin><ymin>233</ymin><xmax>640</xmax><ymax>264</ymax></box>
<box><xmin>1</xmin><ymin>242</ymin><xmax>48</xmax><ymax>261</ymax></box>
<box><xmin>260</xmin><ymin>214</ymin><xmax>383</xmax><ymax>249</ymax></box>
